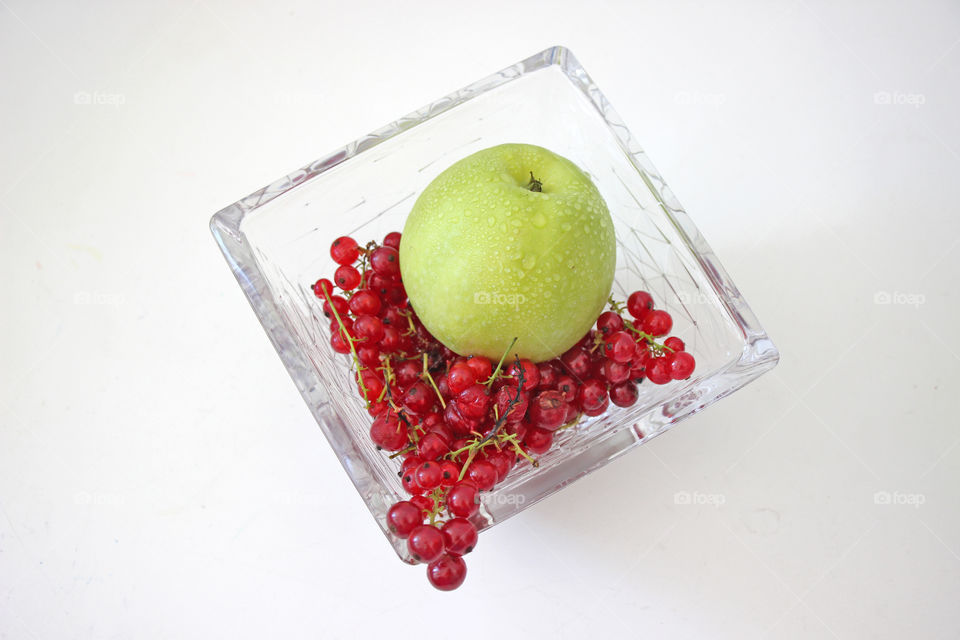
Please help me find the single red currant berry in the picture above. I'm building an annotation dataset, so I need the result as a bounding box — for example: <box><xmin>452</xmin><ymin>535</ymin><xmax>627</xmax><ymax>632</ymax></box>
<box><xmin>466</xmin><ymin>460</ymin><xmax>498</xmax><ymax>491</ymax></box>
<box><xmin>380</xmin><ymin>306</ymin><xmax>403</xmax><ymax>327</ymax></box>
<box><xmin>370</xmin><ymin>413</ymin><xmax>407</xmax><ymax>450</ymax></box>
<box><xmin>485</xmin><ymin>449</ymin><xmax>515</xmax><ymax>482</ymax></box>
<box><xmin>394</xmin><ymin>360</ymin><xmax>420</xmax><ymax>391</ymax></box>
<box><xmin>386</xmin><ymin>501</ymin><xmax>422</xmax><ymax>538</ymax></box>
<box><xmin>447</xmin><ymin>362</ymin><xmax>478</xmax><ymax>395</ymax></box>
<box><xmin>415</xmin><ymin>461</ymin><xmax>443</xmax><ymax>491</ymax></box>
<box><xmin>330</xmin><ymin>236</ymin><xmax>360</xmax><ymax>265</ymax></box>
<box><xmin>465</xmin><ymin>356</ymin><xmax>493</xmax><ymax>383</ymax></box>
<box><xmin>560</xmin><ymin>348</ymin><xmax>591</xmax><ymax>379</ymax></box>
<box><xmin>407</xmin><ymin>524</ymin><xmax>445</xmax><ymax>564</ymax></box>
<box><xmin>330</xmin><ymin>317</ymin><xmax>353</xmax><ymax>340</ymax></box>
<box><xmin>528</xmin><ymin>390</ymin><xmax>567</xmax><ymax>431</ymax></box>
<box><xmin>505</xmin><ymin>359</ymin><xmax>540</xmax><ymax>391</ymax></box>
<box><xmin>504</xmin><ymin>418</ymin><xmax>529</xmax><ymax>443</ymax></box>
<box><xmin>357</xmin><ymin>344</ymin><xmax>380</xmax><ymax>367</ymax></box>
<box><xmin>494</xmin><ymin>385</ymin><xmax>529</xmax><ymax>423</ymax></box>
<box><xmin>664</xmin><ymin>336</ymin><xmax>685</xmax><ymax>352</ymax></box>
<box><xmin>334</xmin><ymin>264</ymin><xmax>361</xmax><ymax>290</ymax></box>
<box><xmin>367</xmin><ymin>400</ymin><xmax>388</xmax><ymax>417</ymax></box>
<box><xmin>446</xmin><ymin>482</ymin><xmax>480</xmax><ymax>518</ymax></box>
<box><xmin>348</xmin><ymin>289</ymin><xmax>381</xmax><ymax>316</ymax></box>
<box><xmin>383</xmin><ymin>231</ymin><xmax>402</xmax><ymax>249</ymax></box>
<box><xmin>439</xmin><ymin>460</ymin><xmax>460</xmax><ymax>486</ymax></box>
<box><xmin>583</xmin><ymin>396</ymin><xmax>610</xmax><ymax>417</ymax></box>
<box><xmin>646</xmin><ymin>356</ymin><xmax>672</xmax><ymax>384</ymax></box>
<box><xmin>577</xmin><ymin>379</ymin><xmax>608</xmax><ymax>413</ymax></box>
<box><xmin>370</xmin><ymin>246</ymin><xmax>401</xmax><ymax>279</ymax></box>
<box><xmin>668</xmin><ymin>351</ymin><xmax>696</xmax><ymax>380</ymax></box>
<box><xmin>313</xmin><ymin>278</ymin><xmax>334</xmax><ymax>299</ymax></box>
<box><xmin>603</xmin><ymin>331</ymin><xmax>636</xmax><ymax>364</ymax></box>
<box><xmin>380</xmin><ymin>326</ymin><xmax>401</xmax><ymax>352</ymax></box>
<box><xmin>384</xmin><ymin>284</ymin><xmax>406</xmax><ymax>305</ymax></box>
<box><xmin>358</xmin><ymin>371</ymin><xmax>384</xmax><ymax>401</ymax></box>
<box><xmin>353</xmin><ymin>315</ymin><xmax>385</xmax><ymax>342</ymax></box>
<box><xmin>441</xmin><ymin>518</ymin><xmax>478</xmax><ymax>556</ymax></box>
<box><xmin>322</xmin><ymin>295</ymin><xmax>349</xmax><ymax>319</ymax></box>
<box><xmin>627</xmin><ymin>290</ymin><xmax>654</xmax><ymax>319</ymax></box>
<box><xmin>536</xmin><ymin>361</ymin><xmax>560</xmax><ymax>389</ymax></box>
<box><xmin>456</xmin><ymin>384</ymin><xmax>491</xmax><ymax>420</ymax></box>
<box><xmin>329</xmin><ymin>332</ymin><xmax>350</xmax><ymax>354</ymax></box>
<box><xmin>523</xmin><ymin>426</ymin><xmax>554</xmax><ymax>454</ymax></box>
<box><xmin>563</xmin><ymin>401</ymin><xmax>579</xmax><ymax>423</ymax></box>
<box><xmin>609</xmin><ymin>381</ymin><xmax>639</xmax><ymax>407</ymax></box>
<box><xmin>603</xmin><ymin>359</ymin><xmax>631</xmax><ymax>385</ymax></box>
<box><xmin>555</xmin><ymin>375</ymin><xmax>579</xmax><ymax>403</ymax></box>
<box><xmin>417</xmin><ymin>432</ymin><xmax>449</xmax><ymax>461</ymax></box>
<box><xmin>401</xmin><ymin>470</ymin><xmax>423</xmax><ymax>495</ymax></box>
<box><xmin>402</xmin><ymin>381</ymin><xmax>433</xmax><ymax>414</ymax></box>
<box><xmin>640</xmin><ymin>309</ymin><xmax>673</xmax><ymax>337</ymax></box>
<box><xmin>409</xmin><ymin>494</ymin><xmax>433</xmax><ymax>515</ymax></box>
<box><xmin>426</xmin><ymin>553</ymin><xmax>467</xmax><ymax>591</ymax></box>
<box><xmin>596</xmin><ymin>310</ymin><xmax>625</xmax><ymax>336</ymax></box>
<box><xmin>443</xmin><ymin>401</ymin><xmax>477</xmax><ymax>438</ymax></box>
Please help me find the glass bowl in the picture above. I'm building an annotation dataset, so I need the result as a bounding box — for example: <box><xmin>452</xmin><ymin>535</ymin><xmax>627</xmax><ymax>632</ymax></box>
<box><xmin>210</xmin><ymin>46</ymin><xmax>779</xmax><ymax>562</ymax></box>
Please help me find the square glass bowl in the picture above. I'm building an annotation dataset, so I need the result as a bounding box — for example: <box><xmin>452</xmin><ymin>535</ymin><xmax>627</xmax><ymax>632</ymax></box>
<box><xmin>210</xmin><ymin>46</ymin><xmax>779</xmax><ymax>562</ymax></box>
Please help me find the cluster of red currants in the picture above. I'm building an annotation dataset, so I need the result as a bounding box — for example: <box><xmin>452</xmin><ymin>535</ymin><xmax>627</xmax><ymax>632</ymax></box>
<box><xmin>314</xmin><ymin>231</ymin><xmax>695</xmax><ymax>591</ymax></box>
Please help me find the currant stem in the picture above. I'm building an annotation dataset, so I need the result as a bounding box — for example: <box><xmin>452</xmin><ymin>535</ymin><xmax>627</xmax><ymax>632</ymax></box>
<box><xmin>321</xmin><ymin>286</ymin><xmax>370</xmax><ymax>406</ymax></box>
<box><xmin>485</xmin><ymin>337</ymin><xmax>518</xmax><ymax>388</ymax></box>
<box><xmin>422</xmin><ymin>353</ymin><xmax>446</xmax><ymax>409</ymax></box>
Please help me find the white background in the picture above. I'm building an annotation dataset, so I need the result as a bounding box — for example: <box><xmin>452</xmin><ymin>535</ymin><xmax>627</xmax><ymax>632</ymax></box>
<box><xmin>2</xmin><ymin>1</ymin><xmax>958</xmax><ymax>638</ymax></box>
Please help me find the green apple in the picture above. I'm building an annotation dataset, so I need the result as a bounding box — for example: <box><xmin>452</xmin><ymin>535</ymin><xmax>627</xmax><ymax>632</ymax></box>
<box><xmin>399</xmin><ymin>143</ymin><xmax>616</xmax><ymax>363</ymax></box>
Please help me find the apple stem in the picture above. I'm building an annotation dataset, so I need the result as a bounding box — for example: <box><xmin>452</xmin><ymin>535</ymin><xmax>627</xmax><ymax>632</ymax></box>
<box><xmin>527</xmin><ymin>171</ymin><xmax>542</xmax><ymax>192</ymax></box>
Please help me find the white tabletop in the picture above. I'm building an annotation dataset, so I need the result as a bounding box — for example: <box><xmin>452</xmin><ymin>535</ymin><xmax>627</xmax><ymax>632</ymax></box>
<box><xmin>2</xmin><ymin>1</ymin><xmax>958</xmax><ymax>638</ymax></box>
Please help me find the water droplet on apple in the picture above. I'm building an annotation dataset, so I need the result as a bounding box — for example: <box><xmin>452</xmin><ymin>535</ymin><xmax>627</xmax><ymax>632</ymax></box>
<box><xmin>532</xmin><ymin>212</ymin><xmax>547</xmax><ymax>228</ymax></box>
<box><xmin>522</xmin><ymin>255</ymin><xmax>536</xmax><ymax>270</ymax></box>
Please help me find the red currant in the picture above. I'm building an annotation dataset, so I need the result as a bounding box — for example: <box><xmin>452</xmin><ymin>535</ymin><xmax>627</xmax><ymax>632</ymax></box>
<box><xmin>485</xmin><ymin>449</ymin><xmax>515</xmax><ymax>482</ymax></box>
<box><xmin>402</xmin><ymin>382</ymin><xmax>433</xmax><ymax>415</ymax></box>
<box><xmin>439</xmin><ymin>460</ymin><xmax>460</xmax><ymax>486</ymax></box>
<box><xmin>528</xmin><ymin>390</ymin><xmax>567</xmax><ymax>431</ymax></box>
<box><xmin>329</xmin><ymin>332</ymin><xmax>350</xmax><ymax>354</ymax></box>
<box><xmin>456</xmin><ymin>384</ymin><xmax>490</xmax><ymax>420</ymax></box>
<box><xmin>415</xmin><ymin>461</ymin><xmax>443</xmax><ymax>490</ymax></box>
<box><xmin>322</xmin><ymin>295</ymin><xmax>349</xmax><ymax>320</ymax></box>
<box><xmin>409</xmin><ymin>494</ymin><xmax>433</xmax><ymax>515</ymax></box>
<box><xmin>627</xmin><ymin>290</ymin><xmax>654</xmax><ymax>319</ymax></box>
<box><xmin>407</xmin><ymin>524</ymin><xmax>445</xmax><ymax>564</ymax></box>
<box><xmin>609</xmin><ymin>381</ymin><xmax>639</xmax><ymax>407</ymax></box>
<box><xmin>536</xmin><ymin>361</ymin><xmax>560</xmax><ymax>389</ymax></box>
<box><xmin>640</xmin><ymin>309</ymin><xmax>673</xmax><ymax>337</ymax></box>
<box><xmin>603</xmin><ymin>331</ymin><xmax>636</xmax><ymax>364</ymax></box>
<box><xmin>313</xmin><ymin>278</ymin><xmax>334</xmax><ymax>299</ymax></box>
<box><xmin>383</xmin><ymin>231</ymin><xmax>402</xmax><ymax>249</ymax></box>
<box><xmin>596</xmin><ymin>310</ymin><xmax>624</xmax><ymax>336</ymax></box>
<box><xmin>523</xmin><ymin>427</ymin><xmax>554</xmax><ymax>454</ymax></box>
<box><xmin>560</xmin><ymin>348</ymin><xmax>591</xmax><ymax>379</ymax></box>
<box><xmin>441</xmin><ymin>518</ymin><xmax>478</xmax><ymax>556</ymax></box>
<box><xmin>668</xmin><ymin>351</ymin><xmax>696</xmax><ymax>380</ymax></box>
<box><xmin>370</xmin><ymin>413</ymin><xmax>407</xmax><ymax>450</ymax></box>
<box><xmin>380</xmin><ymin>326</ymin><xmax>401</xmax><ymax>352</ymax></box>
<box><xmin>426</xmin><ymin>554</ymin><xmax>467</xmax><ymax>591</ymax></box>
<box><xmin>348</xmin><ymin>289</ymin><xmax>381</xmax><ymax>316</ymax></box>
<box><xmin>447</xmin><ymin>362</ymin><xmax>478</xmax><ymax>395</ymax></box>
<box><xmin>357</xmin><ymin>344</ymin><xmax>380</xmax><ymax>367</ymax></box>
<box><xmin>494</xmin><ymin>385</ymin><xmax>529</xmax><ymax>423</ymax></box>
<box><xmin>577</xmin><ymin>379</ymin><xmax>608</xmax><ymax>413</ymax></box>
<box><xmin>504</xmin><ymin>359</ymin><xmax>540</xmax><ymax>391</ymax></box>
<box><xmin>555</xmin><ymin>375</ymin><xmax>578</xmax><ymax>403</ymax></box>
<box><xmin>353</xmin><ymin>315</ymin><xmax>384</xmax><ymax>342</ymax></box>
<box><xmin>334</xmin><ymin>264</ymin><xmax>361</xmax><ymax>290</ymax></box>
<box><xmin>330</xmin><ymin>236</ymin><xmax>360</xmax><ymax>265</ymax></box>
<box><xmin>465</xmin><ymin>356</ymin><xmax>492</xmax><ymax>383</ymax></box>
<box><xmin>645</xmin><ymin>356</ymin><xmax>672</xmax><ymax>384</ymax></box>
<box><xmin>401</xmin><ymin>469</ymin><xmax>423</xmax><ymax>495</ymax></box>
<box><xmin>664</xmin><ymin>336</ymin><xmax>685</xmax><ymax>352</ymax></box>
<box><xmin>466</xmin><ymin>460</ymin><xmax>498</xmax><ymax>491</ymax></box>
<box><xmin>417</xmin><ymin>432</ymin><xmax>449</xmax><ymax>461</ymax></box>
<box><xmin>386</xmin><ymin>501</ymin><xmax>422</xmax><ymax>538</ymax></box>
<box><xmin>583</xmin><ymin>396</ymin><xmax>610</xmax><ymax>417</ymax></box>
<box><xmin>446</xmin><ymin>483</ymin><xmax>479</xmax><ymax>518</ymax></box>
<box><xmin>370</xmin><ymin>246</ymin><xmax>401</xmax><ymax>279</ymax></box>
<box><xmin>602</xmin><ymin>359</ymin><xmax>631</xmax><ymax>384</ymax></box>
